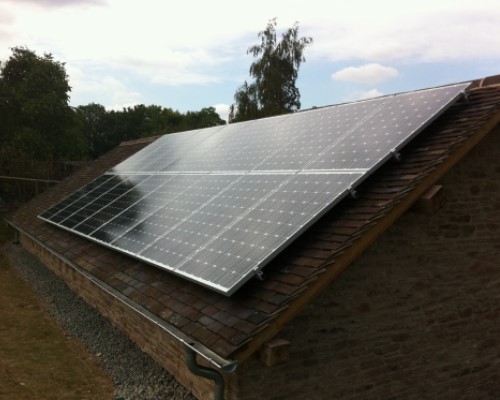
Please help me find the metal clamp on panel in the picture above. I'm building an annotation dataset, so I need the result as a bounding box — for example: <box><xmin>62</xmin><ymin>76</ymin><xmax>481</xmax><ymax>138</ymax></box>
<box><xmin>254</xmin><ymin>269</ymin><xmax>265</xmax><ymax>281</ymax></box>
<box><xmin>460</xmin><ymin>90</ymin><xmax>470</xmax><ymax>103</ymax></box>
<box><xmin>391</xmin><ymin>148</ymin><xmax>402</xmax><ymax>161</ymax></box>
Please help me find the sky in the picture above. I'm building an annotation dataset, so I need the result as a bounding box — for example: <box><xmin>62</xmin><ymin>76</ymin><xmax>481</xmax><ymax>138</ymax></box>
<box><xmin>1</xmin><ymin>0</ymin><xmax>499</xmax><ymax>121</ymax></box>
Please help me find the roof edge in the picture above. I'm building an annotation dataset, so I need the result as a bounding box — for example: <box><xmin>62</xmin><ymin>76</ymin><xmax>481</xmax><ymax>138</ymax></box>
<box><xmin>119</xmin><ymin>135</ymin><xmax>161</xmax><ymax>147</ymax></box>
<box><xmin>470</xmin><ymin>74</ymin><xmax>500</xmax><ymax>89</ymax></box>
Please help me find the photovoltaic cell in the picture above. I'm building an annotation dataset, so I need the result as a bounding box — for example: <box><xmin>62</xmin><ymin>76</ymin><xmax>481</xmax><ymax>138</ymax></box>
<box><xmin>39</xmin><ymin>82</ymin><xmax>470</xmax><ymax>295</ymax></box>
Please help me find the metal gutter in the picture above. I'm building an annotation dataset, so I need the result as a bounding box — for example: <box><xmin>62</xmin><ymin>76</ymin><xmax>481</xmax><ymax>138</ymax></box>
<box><xmin>5</xmin><ymin>220</ymin><xmax>238</xmax><ymax>373</ymax></box>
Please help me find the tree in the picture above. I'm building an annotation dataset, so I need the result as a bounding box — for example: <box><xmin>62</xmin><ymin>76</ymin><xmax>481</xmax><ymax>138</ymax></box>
<box><xmin>75</xmin><ymin>103</ymin><xmax>109</xmax><ymax>159</ymax></box>
<box><xmin>182</xmin><ymin>107</ymin><xmax>226</xmax><ymax>130</ymax></box>
<box><xmin>0</xmin><ymin>46</ymin><xmax>85</xmax><ymax>161</ymax></box>
<box><xmin>229</xmin><ymin>18</ymin><xmax>312</xmax><ymax>122</ymax></box>
<box><xmin>229</xmin><ymin>82</ymin><xmax>259</xmax><ymax>122</ymax></box>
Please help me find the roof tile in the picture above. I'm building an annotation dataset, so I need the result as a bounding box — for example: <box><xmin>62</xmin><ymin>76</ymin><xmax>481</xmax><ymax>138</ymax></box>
<box><xmin>192</xmin><ymin>326</ymin><xmax>220</xmax><ymax>346</ymax></box>
<box><xmin>246</xmin><ymin>311</ymin><xmax>269</xmax><ymax>325</ymax></box>
<box><xmin>213</xmin><ymin>310</ymin><xmax>241</xmax><ymax>327</ymax></box>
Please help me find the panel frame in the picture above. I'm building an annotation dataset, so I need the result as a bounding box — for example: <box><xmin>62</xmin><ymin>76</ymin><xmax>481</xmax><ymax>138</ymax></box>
<box><xmin>39</xmin><ymin>82</ymin><xmax>471</xmax><ymax>295</ymax></box>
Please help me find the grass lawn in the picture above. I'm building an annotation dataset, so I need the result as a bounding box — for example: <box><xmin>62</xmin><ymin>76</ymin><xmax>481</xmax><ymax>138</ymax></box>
<box><xmin>0</xmin><ymin>219</ymin><xmax>115</xmax><ymax>400</ymax></box>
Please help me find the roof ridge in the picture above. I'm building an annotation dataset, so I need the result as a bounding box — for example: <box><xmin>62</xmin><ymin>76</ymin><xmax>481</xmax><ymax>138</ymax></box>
<box><xmin>472</xmin><ymin>74</ymin><xmax>500</xmax><ymax>89</ymax></box>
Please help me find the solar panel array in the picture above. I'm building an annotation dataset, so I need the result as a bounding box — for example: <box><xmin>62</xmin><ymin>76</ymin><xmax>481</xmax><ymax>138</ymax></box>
<box><xmin>40</xmin><ymin>82</ymin><xmax>470</xmax><ymax>295</ymax></box>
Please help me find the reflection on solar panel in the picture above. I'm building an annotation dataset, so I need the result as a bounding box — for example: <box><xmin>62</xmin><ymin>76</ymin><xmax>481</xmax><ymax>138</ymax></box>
<box><xmin>39</xmin><ymin>82</ymin><xmax>470</xmax><ymax>295</ymax></box>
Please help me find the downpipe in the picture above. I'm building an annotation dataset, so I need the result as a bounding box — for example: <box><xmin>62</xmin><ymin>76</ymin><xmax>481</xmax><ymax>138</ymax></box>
<box><xmin>185</xmin><ymin>345</ymin><xmax>225</xmax><ymax>400</ymax></box>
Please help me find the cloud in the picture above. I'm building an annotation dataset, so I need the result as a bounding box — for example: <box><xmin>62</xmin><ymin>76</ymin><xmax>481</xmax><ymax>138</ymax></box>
<box><xmin>151</xmin><ymin>72</ymin><xmax>220</xmax><ymax>86</ymax></box>
<box><xmin>339</xmin><ymin>89</ymin><xmax>385</xmax><ymax>104</ymax></box>
<box><xmin>131</xmin><ymin>49</ymin><xmax>226</xmax><ymax>86</ymax></box>
<box><xmin>332</xmin><ymin>64</ymin><xmax>398</xmax><ymax>85</ymax></box>
<box><xmin>67</xmin><ymin>64</ymin><xmax>142</xmax><ymax>110</ymax></box>
<box><xmin>312</xmin><ymin>5</ymin><xmax>500</xmax><ymax>63</ymax></box>
<box><xmin>0</xmin><ymin>5</ymin><xmax>13</xmax><ymax>22</ymax></box>
<box><xmin>104</xmin><ymin>77</ymin><xmax>142</xmax><ymax>111</ymax></box>
<box><xmin>359</xmin><ymin>89</ymin><xmax>384</xmax><ymax>100</ymax></box>
<box><xmin>0</xmin><ymin>1</ymin><xmax>236</xmax><ymax>87</ymax></box>
<box><xmin>213</xmin><ymin>104</ymin><xmax>230</xmax><ymax>122</ymax></box>
<box><xmin>5</xmin><ymin>0</ymin><xmax>105</xmax><ymax>7</ymax></box>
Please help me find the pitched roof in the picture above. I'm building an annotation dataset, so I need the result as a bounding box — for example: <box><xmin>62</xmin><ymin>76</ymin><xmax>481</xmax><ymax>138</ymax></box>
<box><xmin>7</xmin><ymin>77</ymin><xmax>500</xmax><ymax>366</ymax></box>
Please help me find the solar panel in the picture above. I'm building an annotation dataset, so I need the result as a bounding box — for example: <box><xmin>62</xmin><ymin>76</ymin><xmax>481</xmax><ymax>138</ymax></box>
<box><xmin>39</xmin><ymin>82</ymin><xmax>470</xmax><ymax>295</ymax></box>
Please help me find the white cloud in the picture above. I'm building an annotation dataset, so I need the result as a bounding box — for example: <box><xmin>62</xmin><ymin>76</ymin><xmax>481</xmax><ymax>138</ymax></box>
<box><xmin>311</xmin><ymin>4</ymin><xmax>500</xmax><ymax>63</ymax></box>
<box><xmin>338</xmin><ymin>89</ymin><xmax>385</xmax><ymax>103</ymax></box>
<box><xmin>332</xmin><ymin>64</ymin><xmax>398</xmax><ymax>85</ymax></box>
<box><xmin>213</xmin><ymin>104</ymin><xmax>230</xmax><ymax>122</ymax></box>
<box><xmin>67</xmin><ymin>64</ymin><xmax>142</xmax><ymax>110</ymax></box>
<box><xmin>151</xmin><ymin>72</ymin><xmax>220</xmax><ymax>86</ymax></box>
<box><xmin>3</xmin><ymin>0</ymin><xmax>500</xmax><ymax>66</ymax></box>
<box><xmin>8</xmin><ymin>0</ymin><xmax>104</xmax><ymax>7</ymax></box>
<box><xmin>359</xmin><ymin>89</ymin><xmax>384</xmax><ymax>100</ymax></box>
<box><xmin>104</xmin><ymin>77</ymin><xmax>142</xmax><ymax>111</ymax></box>
<box><xmin>4</xmin><ymin>1</ymin><xmax>500</xmax><ymax>73</ymax></box>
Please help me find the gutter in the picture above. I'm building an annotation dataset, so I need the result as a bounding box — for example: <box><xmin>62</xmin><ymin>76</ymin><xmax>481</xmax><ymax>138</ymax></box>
<box><xmin>5</xmin><ymin>220</ymin><xmax>238</xmax><ymax>374</ymax></box>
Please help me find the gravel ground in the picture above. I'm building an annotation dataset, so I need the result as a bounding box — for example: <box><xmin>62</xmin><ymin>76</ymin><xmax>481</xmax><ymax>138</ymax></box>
<box><xmin>2</xmin><ymin>241</ymin><xmax>196</xmax><ymax>400</ymax></box>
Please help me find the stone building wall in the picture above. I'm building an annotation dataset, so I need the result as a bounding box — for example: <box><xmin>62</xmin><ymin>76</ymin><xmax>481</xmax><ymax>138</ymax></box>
<box><xmin>238</xmin><ymin>129</ymin><xmax>500</xmax><ymax>399</ymax></box>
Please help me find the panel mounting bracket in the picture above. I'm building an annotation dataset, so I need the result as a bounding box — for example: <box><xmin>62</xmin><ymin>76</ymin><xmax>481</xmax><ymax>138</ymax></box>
<box><xmin>348</xmin><ymin>186</ymin><xmax>358</xmax><ymax>199</ymax></box>
<box><xmin>254</xmin><ymin>269</ymin><xmax>265</xmax><ymax>281</ymax></box>
<box><xmin>460</xmin><ymin>90</ymin><xmax>470</xmax><ymax>104</ymax></box>
<box><xmin>391</xmin><ymin>148</ymin><xmax>402</xmax><ymax>161</ymax></box>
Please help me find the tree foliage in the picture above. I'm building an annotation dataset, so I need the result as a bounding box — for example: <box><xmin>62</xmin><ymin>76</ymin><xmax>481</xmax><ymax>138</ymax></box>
<box><xmin>75</xmin><ymin>104</ymin><xmax>225</xmax><ymax>159</ymax></box>
<box><xmin>0</xmin><ymin>46</ymin><xmax>84</xmax><ymax>162</ymax></box>
<box><xmin>229</xmin><ymin>18</ymin><xmax>312</xmax><ymax>122</ymax></box>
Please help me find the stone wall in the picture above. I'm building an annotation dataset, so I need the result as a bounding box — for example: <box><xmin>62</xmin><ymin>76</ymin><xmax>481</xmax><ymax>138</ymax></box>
<box><xmin>238</xmin><ymin>129</ymin><xmax>500</xmax><ymax>399</ymax></box>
